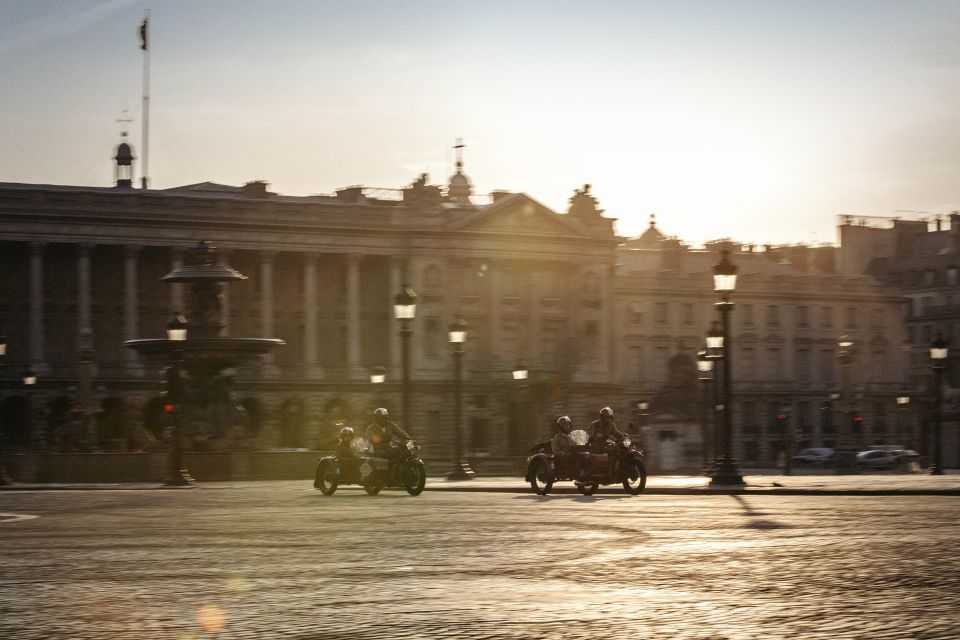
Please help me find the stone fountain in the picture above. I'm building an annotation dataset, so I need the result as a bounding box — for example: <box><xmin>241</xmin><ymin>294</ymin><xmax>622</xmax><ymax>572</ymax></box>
<box><xmin>124</xmin><ymin>241</ymin><xmax>285</xmax><ymax>484</ymax></box>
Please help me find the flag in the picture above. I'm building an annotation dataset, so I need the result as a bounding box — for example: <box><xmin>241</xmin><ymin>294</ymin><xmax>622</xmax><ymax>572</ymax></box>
<box><xmin>139</xmin><ymin>18</ymin><xmax>148</xmax><ymax>51</ymax></box>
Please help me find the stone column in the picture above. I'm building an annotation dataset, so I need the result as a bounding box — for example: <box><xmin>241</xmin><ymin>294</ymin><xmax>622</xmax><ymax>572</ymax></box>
<box><xmin>217</xmin><ymin>249</ymin><xmax>232</xmax><ymax>337</ymax></box>
<box><xmin>77</xmin><ymin>243</ymin><xmax>92</xmax><ymax>336</ymax></box>
<box><xmin>303</xmin><ymin>254</ymin><xmax>323</xmax><ymax>378</ymax></box>
<box><xmin>486</xmin><ymin>263</ymin><xmax>501</xmax><ymax>367</ymax></box>
<box><xmin>525</xmin><ymin>266</ymin><xmax>540</xmax><ymax>365</ymax></box>
<box><xmin>601</xmin><ymin>262</ymin><xmax>614</xmax><ymax>383</ymax></box>
<box><xmin>170</xmin><ymin>247</ymin><xmax>184</xmax><ymax>313</ymax></box>
<box><xmin>29</xmin><ymin>242</ymin><xmax>48</xmax><ymax>375</ymax></box>
<box><xmin>123</xmin><ymin>245</ymin><xmax>143</xmax><ymax>375</ymax></box>
<box><xmin>259</xmin><ymin>251</ymin><xmax>279</xmax><ymax>377</ymax></box>
<box><xmin>388</xmin><ymin>256</ymin><xmax>404</xmax><ymax>378</ymax></box>
<box><xmin>345</xmin><ymin>254</ymin><xmax>363</xmax><ymax>379</ymax></box>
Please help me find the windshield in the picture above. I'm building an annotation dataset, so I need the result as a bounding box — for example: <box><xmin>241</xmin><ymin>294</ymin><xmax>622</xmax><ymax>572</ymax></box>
<box><xmin>569</xmin><ymin>429</ymin><xmax>589</xmax><ymax>446</ymax></box>
<box><xmin>350</xmin><ymin>436</ymin><xmax>372</xmax><ymax>455</ymax></box>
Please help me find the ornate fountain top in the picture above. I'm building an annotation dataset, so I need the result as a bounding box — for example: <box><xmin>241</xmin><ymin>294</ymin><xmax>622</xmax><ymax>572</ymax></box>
<box><xmin>162</xmin><ymin>241</ymin><xmax>248</xmax><ymax>283</ymax></box>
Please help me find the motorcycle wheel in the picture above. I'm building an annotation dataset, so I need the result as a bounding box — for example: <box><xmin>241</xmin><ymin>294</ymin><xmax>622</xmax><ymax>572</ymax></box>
<box><xmin>314</xmin><ymin>460</ymin><xmax>338</xmax><ymax>495</ymax></box>
<box><xmin>622</xmin><ymin>459</ymin><xmax>647</xmax><ymax>495</ymax></box>
<box><xmin>363</xmin><ymin>484</ymin><xmax>383</xmax><ymax>496</ymax></box>
<box><xmin>580</xmin><ymin>482</ymin><xmax>599</xmax><ymax>496</ymax></box>
<box><xmin>403</xmin><ymin>461</ymin><xmax>427</xmax><ymax>496</ymax></box>
<box><xmin>529</xmin><ymin>458</ymin><xmax>553</xmax><ymax>495</ymax></box>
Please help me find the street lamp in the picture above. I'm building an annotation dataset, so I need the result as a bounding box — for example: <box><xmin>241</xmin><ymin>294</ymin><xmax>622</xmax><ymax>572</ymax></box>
<box><xmin>166</xmin><ymin>312</ymin><xmax>188</xmax><ymax>341</ymax></box>
<box><xmin>835</xmin><ymin>335</ymin><xmax>858</xmax><ymax>471</ymax></box>
<box><xmin>394</xmin><ymin>285</ymin><xmax>417</xmax><ymax>430</ymax></box>
<box><xmin>512</xmin><ymin>363</ymin><xmax>529</xmax><ymax>451</ymax></box>
<box><xmin>447</xmin><ymin>318</ymin><xmax>474</xmax><ymax>480</ymax></box>
<box><xmin>22</xmin><ymin>368</ymin><xmax>37</xmax><ymax>386</ymax></box>
<box><xmin>163</xmin><ymin>315</ymin><xmax>192</xmax><ymax>486</ymax></box>
<box><xmin>512</xmin><ymin>364</ymin><xmax>528</xmax><ymax>381</ymax></box>
<box><xmin>709</xmin><ymin>248</ymin><xmax>744</xmax><ymax>487</ymax></box>
<box><xmin>697</xmin><ymin>349</ymin><xmax>714</xmax><ymax>467</ymax></box>
<box><xmin>929</xmin><ymin>335</ymin><xmax>948</xmax><ymax>475</ymax></box>
<box><xmin>896</xmin><ymin>393</ymin><xmax>911</xmax><ymax>451</ymax></box>
<box><xmin>370</xmin><ymin>365</ymin><xmax>387</xmax><ymax>385</ymax></box>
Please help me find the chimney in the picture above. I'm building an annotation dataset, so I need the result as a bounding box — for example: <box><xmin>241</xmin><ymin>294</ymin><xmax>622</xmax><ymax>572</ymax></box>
<box><xmin>243</xmin><ymin>180</ymin><xmax>270</xmax><ymax>199</ymax></box>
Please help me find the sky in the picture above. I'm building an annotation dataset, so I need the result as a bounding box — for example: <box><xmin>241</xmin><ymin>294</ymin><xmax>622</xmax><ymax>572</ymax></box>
<box><xmin>2</xmin><ymin>0</ymin><xmax>960</xmax><ymax>246</ymax></box>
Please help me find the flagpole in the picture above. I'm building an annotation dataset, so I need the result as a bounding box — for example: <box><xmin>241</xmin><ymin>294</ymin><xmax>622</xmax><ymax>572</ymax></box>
<box><xmin>140</xmin><ymin>10</ymin><xmax>150</xmax><ymax>190</ymax></box>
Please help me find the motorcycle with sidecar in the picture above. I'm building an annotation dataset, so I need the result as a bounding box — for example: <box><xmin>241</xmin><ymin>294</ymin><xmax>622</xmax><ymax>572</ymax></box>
<box><xmin>525</xmin><ymin>429</ymin><xmax>647</xmax><ymax>496</ymax></box>
<box><xmin>314</xmin><ymin>435</ymin><xmax>426</xmax><ymax>496</ymax></box>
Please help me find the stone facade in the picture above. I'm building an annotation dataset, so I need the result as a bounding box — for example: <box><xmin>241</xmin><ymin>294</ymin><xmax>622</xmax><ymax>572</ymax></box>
<box><xmin>0</xmin><ymin>151</ymin><xmax>927</xmax><ymax>472</ymax></box>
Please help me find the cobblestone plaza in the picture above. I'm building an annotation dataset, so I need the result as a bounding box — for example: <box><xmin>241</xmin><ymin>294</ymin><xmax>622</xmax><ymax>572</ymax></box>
<box><xmin>2</xmin><ymin>483</ymin><xmax>958</xmax><ymax>639</ymax></box>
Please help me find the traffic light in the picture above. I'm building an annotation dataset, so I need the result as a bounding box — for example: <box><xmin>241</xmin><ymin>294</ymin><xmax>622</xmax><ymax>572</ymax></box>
<box><xmin>851</xmin><ymin>415</ymin><xmax>863</xmax><ymax>432</ymax></box>
<box><xmin>159</xmin><ymin>365</ymin><xmax>184</xmax><ymax>412</ymax></box>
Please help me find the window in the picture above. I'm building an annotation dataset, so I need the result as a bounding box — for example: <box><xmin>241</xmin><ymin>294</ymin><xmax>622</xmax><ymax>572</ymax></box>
<box><xmin>654</xmin><ymin>302</ymin><xmax>668</xmax><ymax>324</ymax></box>
<box><xmin>654</xmin><ymin>347</ymin><xmax>670</xmax><ymax>383</ymax></box>
<box><xmin>629</xmin><ymin>346</ymin><xmax>645</xmax><ymax>383</ymax></box>
<box><xmin>742</xmin><ymin>401</ymin><xmax>758</xmax><ymax>435</ymax></box>
<box><xmin>948</xmin><ymin>268</ymin><xmax>958</xmax><ymax>286</ymax></box>
<box><xmin>795</xmin><ymin>305</ymin><xmax>809</xmax><ymax>328</ymax></box>
<box><xmin>424</xmin><ymin>318</ymin><xmax>441</xmax><ymax>359</ymax></box>
<box><xmin>682</xmin><ymin>303</ymin><xmax>694</xmax><ymax>325</ymax></box>
<box><xmin>870</xmin><ymin>308</ymin><xmax>884</xmax><ymax>330</ymax></box>
<box><xmin>796</xmin><ymin>349</ymin><xmax>810</xmax><ymax>382</ymax></box>
<box><xmin>424</xmin><ymin>264</ymin><xmax>443</xmax><ymax>292</ymax></box>
<box><xmin>766</xmin><ymin>305</ymin><xmax>780</xmax><ymax>327</ymax></box>
<box><xmin>742</xmin><ymin>304</ymin><xmax>754</xmax><ymax>327</ymax></box>
<box><xmin>767</xmin><ymin>347</ymin><xmax>783</xmax><ymax>380</ymax></box>
<box><xmin>796</xmin><ymin>401</ymin><xmax>811</xmax><ymax>433</ymax></box>
<box><xmin>820</xmin><ymin>349</ymin><xmax>835</xmax><ymax>385</ymax></box>
<box><xmin>821</xmin><ymin>306</ymin><xmax>833</xmax><ymax>328</ymax></box>
<box><xmin>741</xmin><ymin>347</ymin><xmax>757</xmax><ymax>379</ymax></box>
<box><xmin>846</xmin><ymin>307</ymin><xmax>858</xmax><ymax>328</ymax></box>
<box><xmin>540</xmin><ymin>325</ymin><xmax>559</xmax><ymax>369</ymax></box>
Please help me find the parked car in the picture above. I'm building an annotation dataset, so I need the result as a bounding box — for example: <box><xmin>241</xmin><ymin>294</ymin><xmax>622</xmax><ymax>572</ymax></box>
<box><xmin>856</xmin><ymin>449</ymin><xmax>899</xmax><ymax>471</ymax></box>
<box><xmin>792</xmin><ymin>447</ymin><xmax>834</xmax><ymax>467</ymax></box>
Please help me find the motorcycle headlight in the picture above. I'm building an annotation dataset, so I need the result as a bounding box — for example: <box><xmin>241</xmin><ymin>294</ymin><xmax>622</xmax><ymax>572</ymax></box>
<box><xmin>406</xmin><ymin>440</ymin><xmax>416</xmax><ymax>452</ymax></box>
<box><xmin>622</xmin><ymin>437</ymin><xmax>632</xmax><ymax>448</ymax></box>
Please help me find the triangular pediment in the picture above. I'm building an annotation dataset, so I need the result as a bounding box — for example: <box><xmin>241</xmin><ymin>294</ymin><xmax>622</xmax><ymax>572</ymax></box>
<box><xmin>454</xmin><ymin>193</ymin><xmax>583</xmax><ymax>236</ymax></box>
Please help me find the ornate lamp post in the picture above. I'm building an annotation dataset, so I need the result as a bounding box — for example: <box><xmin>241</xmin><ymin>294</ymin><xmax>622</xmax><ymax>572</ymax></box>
<box><xmin>164</xmin><ymin>312</ymin><xmax>193</xmax><ymax>486</ymax></box>
<box><xmin>393</xmin><ymin>285</ymin><xmax>417</xmax><ymax>430</ymax></box>
<box><xmin>929</xmin><ymin>335</ymin><xmax>948</xmax><ymax>475</ymax></box>
<box><xmin>709</xmin><ymin>248</ymin><xmax>744</xmax><ymax>487</ymax></box>
<box><xmin>512</xmin><ymin>363</ymin><xmax>529</xmax><ymax>451</ymax></box>
<box><xmin>896</xmin><ymin>393</ymin><xmax>911</xmax><ymax>448</ymax></box>
<box><xmin>447</xmin><ymin>318</ymin><xmax>474</xmax><ymax>480</ymax></box>
<box><xmin>835</xmin><ymin>335</ymin><xmax>858</xmax><ymax>472</ymax></box>
<box><xmin>635</xmin><ymin>400</ymin><xmax>650</xmax><ymax>453</ymax></box>
<box><xmin>696</xmin><ymin>349</ymin><xmax>714</xmax><ymax>467</ymax></box>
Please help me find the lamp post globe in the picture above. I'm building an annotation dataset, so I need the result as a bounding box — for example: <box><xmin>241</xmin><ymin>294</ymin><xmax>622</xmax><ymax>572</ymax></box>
<box><xmin>394</xmin><ymin>285</ymin><xmax>417</xmax><ymax>431</ymax></box>
<box><xmin>447</xmin><ymin>318</ymin><xmax>473</xmax><ymax>480</ymax></box>
<box><xmin>929</xmin><ymin>334</ymin><xmax>948</xmax><ymax>475</ymax></box>
<box><xmin>22</xmin><ymin>368</ymin><xmax>37</xmax><ymax>386</ymax></box>
<box><xmin>166</xmin><ymin>312</ymin><xmax>188</xmax><ymax>342</ymax></box>
<box><xmin>709</xmin><ymin>248</ymin><xmax>744</xmax><ymax>487</ymax></box>
<box><xmin>370</xmin><ymin>365</ymin><xmax>387</xmax><ymax>385</ymax></box>
<box><xmin>512</xmin><ymin>364</ymin><xmax>528</xmax><ymax>381</ymax></box>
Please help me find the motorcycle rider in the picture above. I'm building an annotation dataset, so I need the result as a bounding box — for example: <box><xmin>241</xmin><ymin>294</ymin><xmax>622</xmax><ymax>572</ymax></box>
<box><xmin>334</xmin><ymin>425</ymin><xmax>362</xmax><ymax>477</ymax></box>
<box><xmin>366</xmin><ymin>408</ymin><xmax>412</xmax><ymax>458</ymax></box>
<box><xmin>551</xmin><ymin>416</ymin><xmax>576</xmax><ymax>457</ymax></box>
<box><xmin>589</xmin><ymin>407</ymin><xmax>628</xmax><ymax>474</ymax></box>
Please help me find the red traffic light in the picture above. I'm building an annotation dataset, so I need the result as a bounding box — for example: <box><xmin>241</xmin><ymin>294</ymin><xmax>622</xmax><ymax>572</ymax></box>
<box><xmin>164</xmin><ymin>403</ymin><xmax>175</xmax><ymax>413</ymax></box>
<box><xmin>776</xmin><ymin>415</ymin><xmax>786</xmax><ymax>420</ymax></box>
<box><xmin>853</xmin><ymin>416</ymin><xmax>863</xmax><ymax>422</ymax></box>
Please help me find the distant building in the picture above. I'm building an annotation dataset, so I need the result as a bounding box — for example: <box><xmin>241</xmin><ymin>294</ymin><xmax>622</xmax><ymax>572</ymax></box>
<box><xmin>616</xmin><ymin>219</ymin><xmax>911</xmax><ymax>469</ymax></box>
<box><xmin>840</xmin><ymin>214</ymin><xmax>960</xmax><ymax>466</ymax></box>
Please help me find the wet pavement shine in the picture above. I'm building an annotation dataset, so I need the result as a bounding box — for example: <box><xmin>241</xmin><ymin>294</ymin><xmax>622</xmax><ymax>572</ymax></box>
<box><xmin>1</xmin><ymin>481</ymin><xmax>958</xmax><ymax>639</ymax></box>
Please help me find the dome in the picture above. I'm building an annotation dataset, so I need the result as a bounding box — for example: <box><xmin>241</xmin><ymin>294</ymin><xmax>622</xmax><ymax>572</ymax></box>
<box><xmin>114</xmin><ymin>142</ymin><xmax>134</xmax><ymax>166</ymax></box>
<box><xmin>447</xmin><ymin>168</ymin><xmax>473</xmax><ymax>204</ymax></box>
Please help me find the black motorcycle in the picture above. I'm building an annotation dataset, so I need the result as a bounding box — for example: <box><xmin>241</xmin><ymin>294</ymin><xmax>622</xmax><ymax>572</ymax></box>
<box><xmin>526</xmin><ymin>432</ymin><xmax>647</xmax><ymax>496</ymax></box>
<box><xmin>314</xmin><ymin>436</ymin><xmax>426</xmax><ymax>496</ymax></box>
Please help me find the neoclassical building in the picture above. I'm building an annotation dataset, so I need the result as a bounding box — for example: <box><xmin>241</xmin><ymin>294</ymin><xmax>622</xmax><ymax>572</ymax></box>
<box><xmin>0</xmin><ymin>143</ymin><xmax>619</xmax><ymax>470</ymax></box>
<box><xmin>615</xmin><ymin>220</ymin><xmax>913</xmax><ymax>468</ymax></box>
<box><xmin>0</xmin><ymin>141</ymin><xmax>922</xmax><ymax>473</ymax></box>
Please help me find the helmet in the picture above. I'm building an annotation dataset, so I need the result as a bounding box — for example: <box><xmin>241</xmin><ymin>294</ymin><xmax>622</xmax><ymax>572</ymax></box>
<box><xmin>339</xmin><ymin>426</ymin><xmax>354</xmax><ymax>439</ymax></box>
<box><xmin>599</xmin><ymin>407</ymin><xmax>614</xmax><ymax>420</ymax></box>
<box><xmin>373</xmin><ymin>408</ymin><xmax>388</xmax><ymax>417</ymax></box>
<box><xmin>557</xmin><ymin>415</ymin><xmax>572</xmax><ymax>433</ymax></box>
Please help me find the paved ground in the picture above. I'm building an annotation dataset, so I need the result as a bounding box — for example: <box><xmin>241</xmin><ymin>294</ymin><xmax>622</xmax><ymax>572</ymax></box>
<box><xmin>1</xmin><ymin>482</ymin><xmax>959</xmax><ymax>639</ymax></box>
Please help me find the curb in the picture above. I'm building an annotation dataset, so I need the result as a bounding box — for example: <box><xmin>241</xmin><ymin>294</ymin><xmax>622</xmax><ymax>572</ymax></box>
<box><xmin>422</xmin><ymin>485</ymin><xmax>960</xmax><ymax>496</ymax></box>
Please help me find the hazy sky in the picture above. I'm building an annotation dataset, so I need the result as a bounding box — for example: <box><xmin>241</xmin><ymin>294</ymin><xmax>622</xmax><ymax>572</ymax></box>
<box><xmin>2</xmin><ymin>0</ymin><xmax>960</xmax><ymax>246</ymax></box>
